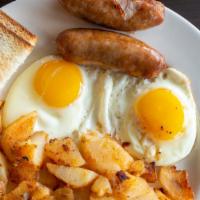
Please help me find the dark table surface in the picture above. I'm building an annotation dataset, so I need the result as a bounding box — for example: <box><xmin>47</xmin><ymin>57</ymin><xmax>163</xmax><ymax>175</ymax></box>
<box><xmin>0</xmin><ymin>0</ymin><xmax>200</xmax><ymax>29</ymax></box>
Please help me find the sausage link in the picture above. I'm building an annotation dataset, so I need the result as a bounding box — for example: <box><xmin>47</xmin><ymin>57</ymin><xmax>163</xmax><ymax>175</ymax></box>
<box><xmin>57</xmin><ymin>29</ymin><xmax>167</xmax><ymax>79</ymax></box>
<box><xmin>58</xmin><ymin>0</ymin><xmax>165</xmax><ymax>31</ymax></box>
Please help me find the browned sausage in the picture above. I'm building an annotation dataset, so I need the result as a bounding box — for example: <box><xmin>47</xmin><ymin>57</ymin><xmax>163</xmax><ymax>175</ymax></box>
<box><xmin>58</xmin><ymin>0</ymin><xmax>165</xmax><ymax>31</ymax></box>
<box><xmin>57</xmin><ymin>29</ymin><xmax>167</xmax><ymax>79</ymax></box>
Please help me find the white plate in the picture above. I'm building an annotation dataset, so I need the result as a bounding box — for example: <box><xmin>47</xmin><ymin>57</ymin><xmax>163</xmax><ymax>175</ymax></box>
<box><xmin>2</xmin><ymin>0</ymin><xmax>200</xmax><ymax>198</ymax></box>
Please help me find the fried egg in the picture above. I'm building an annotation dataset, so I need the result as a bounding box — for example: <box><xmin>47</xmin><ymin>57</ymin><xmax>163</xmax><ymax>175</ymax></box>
<box><xmin>105</xmin><ymin>68</ymin><xmax>197</xmax><ymax>165</ymax></box>
<box><xmin>3</xmin><ymin>55</ymin><xmax>100</xmax><ymax>138</ymax></box>
<box><xmin>3</xmin><ymin>56</ymin><xmax>197</xmax><ymax>165</ymax></box>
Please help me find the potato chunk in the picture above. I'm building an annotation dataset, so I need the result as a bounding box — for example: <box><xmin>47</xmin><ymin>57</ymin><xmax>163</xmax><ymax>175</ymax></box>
<box><xmin>28</xmin><ymin>131</ymin><xmax>48</xmax><ymax>166</ymax></box>
<box><xmin>129</xmin><ymin>160</ymin><xmax>157</xmax><ymax>183</ymax></box>
<box><xmin>79</xmin><ymin>132</ymin><xmax>133</xmax><ymax>176</ymax></box>
<box><xmin>3</xmin><ymin>181</ymin><xmax>36</xmax><ymax>200</ymax></box>
<box><xmin>9</xmin><ymin>160</ymin><xmax>39</xmax><ymax>183</ymax></box>
<box><xmin>40</xmin><ymin>196</ymin><xmax>55</xmax><ymax>200</ymax></box>
<box><xmin>45</xmin><ymin>137</ymin><xmax>85</xmax><ymax>167</ymax></box>
<box><xmin>39</xmin><ymin>168</ymin><xmax>59</xmax><ymax>190</ymax></box>
<box><xmin>91</xmin><ymin>176</ymin><xmax>112</xmax><ymax>197</ymax></box>
<box><xmin>32</xmin><ymin>183</ymin><xmax>51</xmax><ymax>200</ymax></box>
<box><xmin>142</xmin><ymin>162</ymin><xmax>157</xmax><ymax>183</ymax></box>
<box><xmin>74</xmin><ymin>186</ymin><xmax>90</xmax><ymax>200</ymax></box>
<box><xmin>133</xmin><ymin>191</ymin><xmax>159</xmax><ymax>200</ymax></box>
<box><xmin>1</xmin><ymin>112</ymin><xmax>37</xmax><ymax>161</ymax></box>
<box><xmin>47</xmin><ymin>163</ymin><xmax>97</xmax><ymax>188</ymax></box>
<box><xmin>90</xmin><ymin>194</ymin><xmax>116</xmax><ymax>200</ymax></box>
<box><xmin>159</xmin><ymin>166</ymin><xmax>194</xmax><ymax>200</ymax></box>
<box><xmin>113</xmin><ymin>173</ymin><xmax>158</xmax><ymax>200</ymax></box>
<box><xmin>53</xmin><ymin>187</ymin><xmax>74</xmax><ymax>200</ymax></box>
<box><xmin>0</xmin><ymin>101</ymin><xmax>3</xmax><ymax>134</ymax></box>
<box><xmin>128</xmin><ymin>160</ymin><xmax>145</xmax><ymax>176</ymax></box>
<box><xmin>12</xmin><ymin>131</ymin><xmax>48</xmax><ymax>166</ymax></box>
<box><xmin>0</xmin><ymin>152</ymin><xmax>8</xmax><ymax>195</ymax></box>
<box><xmin>155</xmin><ymin>189</ymin><xmax>171</xmax><ymax>200</ymax></box>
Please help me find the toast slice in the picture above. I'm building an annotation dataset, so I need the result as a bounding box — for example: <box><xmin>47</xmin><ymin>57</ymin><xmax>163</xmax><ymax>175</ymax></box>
<box><xmin>0</xmin><ymin>10</ymin><xmax>37</xmax><ymax>46</ymax></box>
<box><xmin>0</xmin><ymin>10</ymin><xmax>37</xmax><ymax>90</ymax></box>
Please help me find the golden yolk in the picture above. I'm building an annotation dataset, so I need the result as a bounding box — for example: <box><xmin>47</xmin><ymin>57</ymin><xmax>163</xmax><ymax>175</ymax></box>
<box><xmin>135</xmin><ymin>88</ymin><xmax>184</xmax><ymax>141</ymax></box>
<box><xmin>34</xmin><ymin>60</ymin><xmax>82</xmax><ymax>108</ymax></box>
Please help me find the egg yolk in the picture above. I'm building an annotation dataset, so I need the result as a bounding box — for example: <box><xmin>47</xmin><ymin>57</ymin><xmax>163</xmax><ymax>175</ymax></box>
<box><xmin>135</xmin><ymin>88</ymin><xmax>184</xmax><ymax>141</ymax></box>
<box><xmin>34</xmin><ymin>60</ymin><xmax>82</xmax><ymax>108</ymax></box>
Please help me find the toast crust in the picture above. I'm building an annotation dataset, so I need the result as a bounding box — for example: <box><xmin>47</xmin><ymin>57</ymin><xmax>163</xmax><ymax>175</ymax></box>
<box><xmin>0</xmin><ymin>10</ymin><xmax>37</xmax><ymax>46</ymax></box>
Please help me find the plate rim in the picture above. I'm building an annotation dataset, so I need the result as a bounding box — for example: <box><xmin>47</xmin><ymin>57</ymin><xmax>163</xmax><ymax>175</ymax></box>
<box><xmin>2</xmin><ymin>0</ymin><xmax>200</xmax><ymax>197</ymax></box>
